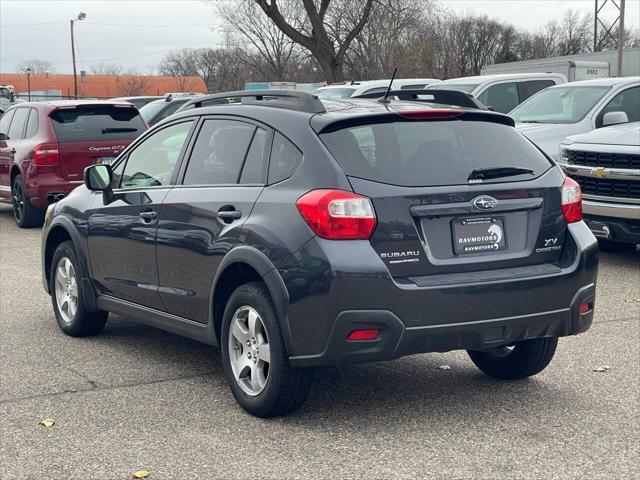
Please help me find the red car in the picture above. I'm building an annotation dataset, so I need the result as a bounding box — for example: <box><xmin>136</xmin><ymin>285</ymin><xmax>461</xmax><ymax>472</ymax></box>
<box><xmin>0</xmin><ymin>100</ymin><xmax>146</xmax><ymax>227</ymax></box>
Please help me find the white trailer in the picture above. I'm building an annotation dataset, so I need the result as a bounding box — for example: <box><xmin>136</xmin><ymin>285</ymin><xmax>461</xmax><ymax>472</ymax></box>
<box><xmin>482</xmin><ymin>59</ymin><xmax>610</xmax><ymax>81</ymax></box>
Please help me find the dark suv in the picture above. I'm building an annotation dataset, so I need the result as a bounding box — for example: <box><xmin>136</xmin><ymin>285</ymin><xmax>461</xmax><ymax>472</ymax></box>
<box><xmin>41</xmin><ymin>91</ymin><xmax>598</xmax><ymax>417</ymax></box>
<box><xmin>0</xmin><ymin>101</ymin><xmax>146</xmax><ymax>227</ymax></box>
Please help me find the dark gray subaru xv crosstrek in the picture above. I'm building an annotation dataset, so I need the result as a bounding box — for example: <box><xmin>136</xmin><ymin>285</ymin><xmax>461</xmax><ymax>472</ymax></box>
<box><xmin>41</xmin><ymin>90</ymin><xmax>598</xmax><ymax>417</ymax></box>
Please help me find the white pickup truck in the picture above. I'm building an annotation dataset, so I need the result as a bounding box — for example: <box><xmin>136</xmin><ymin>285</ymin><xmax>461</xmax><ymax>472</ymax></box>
<box><xmin>558</xmin><ymin>122</ymin><xmax>640</xmax><ymax>249</ymax></box>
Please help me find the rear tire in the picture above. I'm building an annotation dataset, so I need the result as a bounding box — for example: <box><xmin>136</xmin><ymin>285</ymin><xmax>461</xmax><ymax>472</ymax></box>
<box><xmin>468</xmin><ymin>337</ymin><xmax>558</xmax><ymax>380</ymax></box>
<box><xmin>51</xmin><ymin>241</ymin><xmax>108</xmax><ymax>337</ymax></box>
<box><xmin>12</xmin><ymin>174</ymin><xmax>44</xmax><ymax>228</ymax></box>
<box><xmin>221</xmin><ymin>282</ymin><xmax>313</xmax><ymax>417</ymax></box>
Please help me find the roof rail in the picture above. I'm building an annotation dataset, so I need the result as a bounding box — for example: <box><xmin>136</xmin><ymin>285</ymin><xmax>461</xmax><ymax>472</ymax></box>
<box><xmin>177</xmin><ymin>89</ymin><xmax>326</xmax><ymax>114</ymax></box>
<box><xmin>352</xmin><ymin>89</ymin><xmax>487</xmax><ymax>110</ymax></box>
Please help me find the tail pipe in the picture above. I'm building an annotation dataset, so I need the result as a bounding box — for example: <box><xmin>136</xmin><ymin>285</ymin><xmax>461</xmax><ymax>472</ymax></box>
<box><xmin>46</xmin><ymin>193</ymin><xmax>66</xmax><ymax>203</ymax></box>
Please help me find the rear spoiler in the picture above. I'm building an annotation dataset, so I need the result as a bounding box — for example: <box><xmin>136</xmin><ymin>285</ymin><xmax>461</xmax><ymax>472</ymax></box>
<box><xmin>352</xmin><ymin>88</ymin><xmax>487</xmax><ymax>110</ymax></box>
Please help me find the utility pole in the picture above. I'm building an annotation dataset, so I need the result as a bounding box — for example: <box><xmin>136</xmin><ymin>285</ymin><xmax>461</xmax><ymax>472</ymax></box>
<box><xmin>70</xmin><ymin>12</ymin><xmax>86</xmax><ymax>99</ymax></box>
<box><xmin>617</xmin><ymin>0</ymin><xmax>625</xmax><ymax>76</ymax></box>
<box><xmin>26</xmin><ymin>68</ymin><xmax>31</xmax><ymax>101</ymax></box>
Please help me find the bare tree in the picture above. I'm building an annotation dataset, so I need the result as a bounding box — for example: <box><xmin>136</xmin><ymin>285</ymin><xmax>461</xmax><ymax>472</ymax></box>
<box><xmin>251</xmin><ymin>0</ymin><xmax>375</xmax><ymax>83</ymax></box>
<box><xmin>17</xmin><ymin>59</ymin><xmax>54</xmax><ymax>74</ymax></box>
<box><xmin>557</xmin><ymin>9</ymin><xmax>592</xmax><ymax>55</ymax></box>
<box><xmin>116</xmin><ymin>70</ymin><xmax>151</xmax><ymax>96</ymax></box>
<box><xmin>89</xmin><ymin>63</ymin><xmax>124</xmax><ymax>75</ymax></box>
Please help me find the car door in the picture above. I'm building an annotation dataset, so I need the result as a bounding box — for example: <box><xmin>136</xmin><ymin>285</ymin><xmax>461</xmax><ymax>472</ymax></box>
<box><xmin>594</xmin><ymin>85</ymin><xmax>640</xmax><ymax>128</ymax></box>
<box><xmin>0</xmin><ymin>108</ymin><xmax>16</xmax><ymax>201</ymax></box>
<box><xmin>476</xmin><ymin>82</ymin><xmax>519</xmax><ymax>113</ymax></box>
<box><xmin>156</xmin><ymin>117</ymin><xmax>271</xmax><ymax>322</ymax></box>
<box><xmin>86</xmin><ymin>119</ymin><xmax>195</xmax><ymax>310</ymax></box>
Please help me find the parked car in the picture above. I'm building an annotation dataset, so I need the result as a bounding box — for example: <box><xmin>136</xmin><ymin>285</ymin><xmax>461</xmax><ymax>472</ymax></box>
<box><xmin>558</xmin><ymin>121</ymin><xmax>640</xmax><ymax>249</ymax></box>
<box><xmin>429</xmin><ymin>73</ymin><xmax>567</xmax><ymax>113</ymax></box>
<box><xmin>0</xmin><ymin>84</ymin><xmax>26</xmax><ymax>114</ymax></box>
<box><xmin>0</xmin><ymin>100</ymin><xmax>146</xmax><ymax>227</ymax></box>
<box><xmin>510</xmin><ymin>76</ymin><xmax>640</xmax><ymax>159</ymax></box>
<box><xmin>111</xmin><ymin>96</ymin><xmax>164</xmax><ymax>109</ymax></box>
<box><xmin>313</xmin><ymin>78</ymin><xmax>441</xmax><ymax>99</ymax></box>
<box><xmin>139</xmin><ymin>93</ymin><xmax>202</xmax><ymax>126</ymax></box>
<box><xmin>352</xmin><ymin>88</ymin><xmax>488</xmax><ymax>109</ymax></box>
<box><xmin>41</xmin><ymin>90</ymin><xmax>598</xmax><ymax>417</ymax></box>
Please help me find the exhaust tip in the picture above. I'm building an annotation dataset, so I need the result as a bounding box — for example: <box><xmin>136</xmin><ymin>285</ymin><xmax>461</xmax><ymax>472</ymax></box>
<box><xmin>46</xmin><ymin>193</ymin><xmax>66</xmax><ymax>203</ymax></box>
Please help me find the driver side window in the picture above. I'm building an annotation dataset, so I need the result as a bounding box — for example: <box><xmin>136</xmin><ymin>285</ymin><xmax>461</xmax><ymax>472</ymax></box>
<box><xmin>117</xmin><ymin>121</ymin><xmax>193</xmax><ymax>189</ymax></box>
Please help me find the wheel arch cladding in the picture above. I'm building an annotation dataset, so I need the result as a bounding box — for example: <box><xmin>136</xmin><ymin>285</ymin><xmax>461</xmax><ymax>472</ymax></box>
<box><xmin>44</xmin><ymin>225</ymin><xmax>73</xmax><ymax>289</ymax></box>
<box><xmin>211</xmin><ymin>246</ymin><xmax>293</xmax><ymax>353</ymax></box>
<box><xmin>10</xmin><ymin>165</ymin><xmax>21</xmax><ymax>184</ymax></box>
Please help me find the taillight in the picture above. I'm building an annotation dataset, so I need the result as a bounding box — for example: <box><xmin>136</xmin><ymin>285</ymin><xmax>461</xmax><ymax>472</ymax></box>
<box><xmin>347</xmin><ymin>329</ymin><xmax>380</xmax><ymax>341</ymax></box>
<box><xmin>296</xmin><ymin>189</ymin><xmax>377</xmax><ymax>240</ymax></box>
<box><xmin>395</xmin><ymin>108</ymin><xmax>464</xmax><ymax>119</ymax></box>
<box><xmin>561</xmin><ymin>176</ymin><xmax>582</xmax><ymax>223</ymax></box>
<box><xmin>32</xmin><ymin>143</ymin><xmax>60</xmax><ymax>166</ymax></box>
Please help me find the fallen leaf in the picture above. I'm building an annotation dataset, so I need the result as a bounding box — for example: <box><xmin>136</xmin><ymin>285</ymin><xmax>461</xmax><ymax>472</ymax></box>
<box><xmin>39</xmin><ymin>418</ymin><xmax>55</xmax><ymax>427</ymax></box>
<box><xmin>438</xmin><ymin>365</ymin><xmax>451</xmax><ymax>370</ymax></box>
<box><xmin>593</xmin><ymin>366</ymin><xmax>611</xmax><ymax>372</ymax></box>
<box><xmin>133</xmin><ymin>470</ymin><xmax>150</xmax><ymax>479</ymax></box>
<box><xmin>624</xmin><ymin>298</ymin><xmax>640</xmax><ymax>303</ymax></box>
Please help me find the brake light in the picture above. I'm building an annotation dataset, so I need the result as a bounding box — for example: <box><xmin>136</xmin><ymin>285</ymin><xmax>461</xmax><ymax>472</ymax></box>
<box><xmin>32</xmin><ymin>143</ymin><xmax>60</xmax><ymax>166</ymax></box>
<box><xmin>561</xmin><ymin>176</ymin><xmax>582</xmax><ymax>223</ymax></box>
<box><xmin>347</xmin><ymin>329</ymin><xmax>380</xmax><ymax>341</ymax></box>
<box><xmin>579</xmin><ymin>302</ymin><xmax>593</xmax><ymax>314</ymax></box>
<box><xmin>396</xmin><ymin>108</ymin><xmax>464</xmax><ymax>119</ymax></box>
<box><xmin>296</xmin><ymin>189</ymin><xmax>377</xmax><ymax>240</ymax></box>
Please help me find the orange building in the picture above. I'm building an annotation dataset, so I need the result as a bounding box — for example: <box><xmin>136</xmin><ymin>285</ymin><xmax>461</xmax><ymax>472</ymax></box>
<box><xmin>0</xmin><ymin>73</ymin><xmax>207</xmax><ymax>99</ymax></box>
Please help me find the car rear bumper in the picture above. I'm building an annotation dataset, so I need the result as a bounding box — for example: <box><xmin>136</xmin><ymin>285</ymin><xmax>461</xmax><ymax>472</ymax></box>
<box><xmin>282</xmin><ymin>222</ymin><xmax>599</xmax><ymax>367</ymax></box>
<box><xmin>25</xmin><ymin>171</ymin><xmax>82</xmax><ymax>210</ymax></box>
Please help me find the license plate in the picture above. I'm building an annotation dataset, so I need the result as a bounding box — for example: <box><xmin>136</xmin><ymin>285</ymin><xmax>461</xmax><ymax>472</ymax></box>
<box><xmin>586</xmin><ymin>220</ymin><xmax>611</xmax><ymax>239</ymax></box>
<box><xmin>453</xmin><ymin>217</ymin><xmax>507</xmax><ymax>254</ymax></box>
<box><xmin>96</xmin><ymin>156</ymin><xmax>116</xmax><ymax>165</ymax></box>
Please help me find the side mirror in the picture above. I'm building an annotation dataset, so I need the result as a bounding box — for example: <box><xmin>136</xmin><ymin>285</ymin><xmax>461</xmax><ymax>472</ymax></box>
<box><xmin>602</xmin><ymin>111</ymin><xmax>629</xmax><ymax>127</ymax></box>
<box><xmin>0</xmin><ymin>132</ymin><xmax>8</xmax><ymax>141</ymax></box>
<box><xmin>84</xmin><ymin>164</ymin><xmax>112</xmax><ymax>191</ymax></box>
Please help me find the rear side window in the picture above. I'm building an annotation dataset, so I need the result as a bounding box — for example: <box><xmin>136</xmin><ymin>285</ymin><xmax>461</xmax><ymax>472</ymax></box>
<box><xmin>240</xmin><ymin>127</ymin><xmax>270</xmax><ymax>184</ymax></box>
<box><xmin>268</xmin><ymin>132</ymin><xmax>302</xmax><ymax>184</ymax></box>
<box><xmin>518</xmin><ymin>80</ymin><xmax>555</xmax><ymax>102</ymax></box>
<box><xmin>183</xmin><ymin>119</ymin><xmax>255</xmax><ymax>185</ymax></box>
<box><xmin>50</xmin><ymin>106</ymin><xmax>145</xmax><ymax>142</ymax></box>
<box><xmin>25</xmin><ymin>109</ymin><xmax>39</xmax><ymax>138</ymax></box>
<box><xmin>8</xmin><ymin>108</ymin><xmax>29</xmax><ymax>140</ymax></box>
<box><xmin>0</xmin><ymin>109</ymin><xmax>15</xmax><ymax>136</ymax></box>
<box><xmin>320</xmin><ymin>120</ymin><xmax>551</xmax><ymax>187</ymax></box>
<box><xmin>477</xmin><ymin>83</ymin><xmax>519</xmax><ymax>113</ymax></box>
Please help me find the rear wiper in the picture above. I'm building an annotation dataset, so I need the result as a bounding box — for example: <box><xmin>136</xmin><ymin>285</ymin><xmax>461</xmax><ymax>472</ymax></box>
<box><xmin>468</xmin><ymin>166</ymin><xmax>534</xmax><ymax>181</ymax></box>
<box><xmin>102</xmin><ymin>127</ymin><xmax>137</xmax><ymax>133</ymax></box>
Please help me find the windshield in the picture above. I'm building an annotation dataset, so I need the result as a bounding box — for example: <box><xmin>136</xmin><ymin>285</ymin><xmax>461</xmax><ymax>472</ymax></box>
<box><xmin>320</xmin><ymin>120</ymin><xmax>551</xmax><ymax>187</ymax></box>
<box><xmin>510</xmin><ymin>86</ymin><xmax>610</xmax><ymax>123</ymax></box>
<box><xmin>139</xmin><ymin>100</ymin><xmax>167</xmax><ymax>122</ymax></box>
<box><xmin>429</xmin><ymin>83</ymin><xmax>480</xmax><ymax>93</ymax></box>
<box><xmin>315</xmin><ymin>87</ymin><xmax>357</xmax><ymax>99</ymax></box>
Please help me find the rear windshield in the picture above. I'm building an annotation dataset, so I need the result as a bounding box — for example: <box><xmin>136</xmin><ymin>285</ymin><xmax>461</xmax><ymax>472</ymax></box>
<box><xmin>429</xmin><ymin>83</ymin><xmax>480</xmax><ymax>93</ymax></box>
<box><xmin>320</xmin><ymin>120</ymin><xmax>552</xmax><ymax>187</ymax></box>
<box><xmin>50</xmin><ymin>106</ymin><xmax>145</xmax><ymax>142</ymax></box>
<box><xmin>315</xmin><ymin>87</ymin><xmax>357</xmax><ymax>99</ymax></box>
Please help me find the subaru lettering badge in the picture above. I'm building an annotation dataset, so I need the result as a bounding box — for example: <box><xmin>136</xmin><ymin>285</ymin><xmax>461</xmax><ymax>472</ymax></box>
<box><xmin>473</xmin><ymin>195</ymin><xmax>497</xmax><ymax>211</ymax></box>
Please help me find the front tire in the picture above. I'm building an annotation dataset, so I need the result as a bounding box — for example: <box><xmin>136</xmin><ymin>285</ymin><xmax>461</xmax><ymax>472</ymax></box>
<box><xmin>51</xmin><ymin>241</ymin><xmax>108</xmax><ymax>337</ymax></box>
<box><xmin>12</xmin><ymin>174</ymin><xmax>44</xmax><ymax>228</ymax></box>
<box><xmin>221</xmin><ymin>282</ymin><xmax>313</xmax><ymax>417</ymax></box>
<box><xmin>467</xmin><ymin>337</ymin><xmax>558</xmax><ymax>380</ymax></box>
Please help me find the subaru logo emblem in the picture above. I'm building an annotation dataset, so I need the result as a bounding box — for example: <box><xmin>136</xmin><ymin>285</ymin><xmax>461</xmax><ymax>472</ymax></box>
<box><xmin>473</xmin><ymin>195</ymin><xmax>497</xmax><ymax>211</ymax></box>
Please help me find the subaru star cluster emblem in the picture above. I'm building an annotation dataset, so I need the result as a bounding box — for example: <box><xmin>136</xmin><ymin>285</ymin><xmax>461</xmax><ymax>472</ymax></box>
<box><xmin>472</xmin><ymin>195</ymin><xmax>497</xmax><ymax>211</ymax></box>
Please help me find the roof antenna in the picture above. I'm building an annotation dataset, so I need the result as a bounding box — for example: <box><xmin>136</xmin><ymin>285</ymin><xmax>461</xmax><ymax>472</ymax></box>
<box><xmin>378</xmin><ymin>67</ymin><xmax>397</xmax><ymax>104</ymax></box>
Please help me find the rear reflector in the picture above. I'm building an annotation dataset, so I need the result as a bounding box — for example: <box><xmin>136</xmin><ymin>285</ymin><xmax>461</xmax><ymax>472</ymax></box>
<box><xmin>395</xmin><ymin>108</ymin><xmax>464</xmax><ymax>119</ymax></box>
<box><xmin>32</xmin><ymin>143</ymin><xmax>60</xmax><ymax>166</ymax></box>
<box><xmin>296</xmin><ymin>189</ymin><xmax>377</xmax><ymax>240</ymax></box>
<box><xmin>347</xmin><ymin>329</ymin><xmax>380</xmax><ymax>341</ymax></box>
<box><xmin>561</xmin><ymin>176</ymin><xmax>582</xmax><ymax>223</ymax></box>
<box><xmin>579</xmin><ymin>302</ymin><xmax>593</xmax><ymax>314</ymax></box>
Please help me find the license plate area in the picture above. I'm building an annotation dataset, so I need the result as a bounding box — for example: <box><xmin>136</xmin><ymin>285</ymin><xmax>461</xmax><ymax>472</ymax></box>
<box><xmin>452</xmin><ymin>217</ymin><xmax>507</xmax><ymax>254</ymax></box>
<box><xmin>95</xmin><ymin>156</ymin><xmax>116</xmax><ymax>165</ymax></box>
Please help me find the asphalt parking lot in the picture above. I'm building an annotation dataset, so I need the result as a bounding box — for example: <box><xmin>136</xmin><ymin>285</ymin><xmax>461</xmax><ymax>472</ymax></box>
<box><xmin>0</xmin><ymin>204</ymin><xmax>638</xmax><ymax>480</ymax></box>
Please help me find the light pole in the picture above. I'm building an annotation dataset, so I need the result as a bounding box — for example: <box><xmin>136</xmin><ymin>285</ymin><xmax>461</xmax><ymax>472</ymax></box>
<box><xmin>70</xmin><ymin>11</ymin><xmax>86</xmax><ymax>99</ymax></box>
<box><xmin>26</xmin><ymin>67</ymin><xmax>31</xmax><ymax>101</ymax></box>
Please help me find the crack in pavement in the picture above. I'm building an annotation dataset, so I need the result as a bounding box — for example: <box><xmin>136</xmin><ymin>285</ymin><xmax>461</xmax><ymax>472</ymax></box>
<box><xmin>0</xmin><ymin>371</ymin><xmax>214</xmax><ymax>406</ymax></box>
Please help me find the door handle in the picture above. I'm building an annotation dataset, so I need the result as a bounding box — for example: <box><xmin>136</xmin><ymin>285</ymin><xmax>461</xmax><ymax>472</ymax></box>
<box><xmin>217</xmin><ymin>209</ymin><xmax>242</xmax><ymax>221</ymax></box>
<box><xmin>139</xmin><ymin>210</ymin><xmax>158</xmax><ymax>222</ymax></box>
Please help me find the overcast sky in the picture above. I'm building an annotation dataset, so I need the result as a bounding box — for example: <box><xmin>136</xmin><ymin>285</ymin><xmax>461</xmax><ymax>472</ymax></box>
<box><xmin>1</xmin><ymin>0</ymin><xmax>639</xmax><ymax>74</ymax></box>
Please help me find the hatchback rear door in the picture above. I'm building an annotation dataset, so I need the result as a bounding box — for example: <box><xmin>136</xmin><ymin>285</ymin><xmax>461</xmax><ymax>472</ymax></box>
<box><xmin>49</xmin><ymin>104</ymin><xmax>146</xmax><ymax>182</ymax></box>
<box><xmin>319</xmin><ymin>114</ymin><xmax>570</xmax><ymax>284</ymax></box>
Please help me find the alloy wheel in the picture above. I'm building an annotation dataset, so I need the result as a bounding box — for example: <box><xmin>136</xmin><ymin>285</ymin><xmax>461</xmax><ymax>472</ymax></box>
<box><xmin>228</xmin><ymin>306</ymin><xmax>271</xmax><ymax>396</ymax></box>
<box><xmin>54</xmin><ymin>257</ymin><xmax>79</xmax><ymax>324</ymax></box>
<box><xmin>12</xmin><ymin>181</ymin><xmax>24</xmax><ymax>223</ymax></box>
